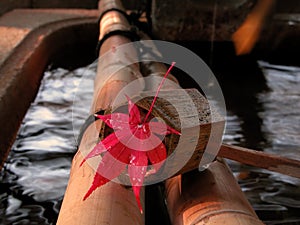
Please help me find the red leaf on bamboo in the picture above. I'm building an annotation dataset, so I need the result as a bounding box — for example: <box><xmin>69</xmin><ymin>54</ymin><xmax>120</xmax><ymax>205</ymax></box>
<box><xmin>81</xmin><ymin>62</ymin><xmax>179</xmax><ymax>213</ymax></box>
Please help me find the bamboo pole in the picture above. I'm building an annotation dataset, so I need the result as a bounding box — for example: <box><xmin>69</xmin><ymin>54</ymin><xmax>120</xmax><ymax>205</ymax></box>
<box><xmin>57</xmin><ymin>0</ymin><xmax>145</xmax><ymax>224</ymax></box>
<box><xmin>138</xmin><ymin>38</ymin><xmax>263</xmax><ymax>225</ymax></box>
<box><xmin>165</xmin><ymin>159</ymin><xmax>264</xmax><ymax>225</ymax></box>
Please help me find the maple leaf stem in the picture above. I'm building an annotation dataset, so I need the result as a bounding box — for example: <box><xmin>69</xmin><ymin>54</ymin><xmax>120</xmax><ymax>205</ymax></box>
<box><xmin>143</xmin><ymin>62</ymin><xmax>176</xmax><ymax>123</ymax></box>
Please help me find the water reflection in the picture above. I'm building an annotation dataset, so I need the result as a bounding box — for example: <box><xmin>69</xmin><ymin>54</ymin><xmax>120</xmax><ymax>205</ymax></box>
<box><xmin>0</xmin><ymin>59</ymin><xmax>299</xmax><ymax>224</ymax></box>
<box><xmin>258</xmin><ymin>61</ymin><xmax>300</xmax><ymax>160</ymax></box>
<box><xmin>0</xmin><ymin>62</ymin><xmax>96</xmax><ymax>224</ymax></box>
<box><xmin>223</xmin><ymin>61</ymin><xmax>300</xmax><ymax>224</ymax></box>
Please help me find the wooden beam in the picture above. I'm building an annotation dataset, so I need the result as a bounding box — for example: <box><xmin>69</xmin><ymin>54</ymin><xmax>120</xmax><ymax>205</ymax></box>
<box><xmin>219</xmin><ymin>144</ymin><xmax>300</xmax><ymax>178</ymax></box>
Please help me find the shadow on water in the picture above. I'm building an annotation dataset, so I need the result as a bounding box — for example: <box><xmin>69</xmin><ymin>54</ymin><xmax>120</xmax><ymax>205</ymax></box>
<box><xmin>0</xmin><ymin>41</ymin><xmax>299</xmax><ymax>225</ymax></box>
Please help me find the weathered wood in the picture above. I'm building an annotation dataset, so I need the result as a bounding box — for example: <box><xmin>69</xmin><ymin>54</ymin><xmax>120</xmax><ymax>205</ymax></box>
<box><xmin>57</xmin><ymin>0</ymin><xmax>145</xmax><ymax>224</ymax></box>
<box><xmin>135</xmin><ymin>89</ymin><xmax>225</xmax><ymax>177</ymax></box>
<box><xmin>166</xmin><ymin>159</ymin><xmax>264</xmax><ymax>225</ymax></box>
<box><xmin>103</xmin><ymin>87</ymin><xmax>224</xmax><ymax>180</ymax></box>
<box><xmin>220</xmin><ymin>144</ymin><xmax>300</xmax><ymax>178</ymax></box>
<box><xmin>134</xmin><ymin>35</ymin><xmax>223</xmax><ymax>178</ymax></box>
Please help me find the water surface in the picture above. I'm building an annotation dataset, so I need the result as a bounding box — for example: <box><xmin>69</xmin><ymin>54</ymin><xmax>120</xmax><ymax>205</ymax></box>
<box><xmin>0</xmin><ymin>60</ymin><xmax>299</xmax><ymax>224</ymax></box>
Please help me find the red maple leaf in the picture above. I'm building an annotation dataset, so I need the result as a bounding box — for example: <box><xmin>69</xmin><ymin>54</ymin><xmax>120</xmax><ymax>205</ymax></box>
<box><xmin>81</xmin><ymin>62</ymin><xmax>180</xmax><ymax>213</ymax></box>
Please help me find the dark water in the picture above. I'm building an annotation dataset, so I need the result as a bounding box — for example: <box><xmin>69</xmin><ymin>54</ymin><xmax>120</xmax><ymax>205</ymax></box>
<box><xmin>0</xmin><ymin>63</ymin><xmax>96</xmax><ymax>225</ymax></box>
<box><xmin>0</xmin><ymin>59</ymin><xmax>299</xmax><ymax>224</ymax></box>
<box><xmin>224</xmin><ymin>61</ymin><xmax>300</xmax><ymax>225</ymax></box>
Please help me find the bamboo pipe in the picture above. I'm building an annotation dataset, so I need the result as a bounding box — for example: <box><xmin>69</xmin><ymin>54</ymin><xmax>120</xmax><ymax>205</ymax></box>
<box><xmin>165</xmin><ymin>159</ymin><xmax>264</xmax><ymax>225</ymax></box>
<box><xmin>137</xmin><ymin>38</ymin><xmax>263</xmax><ymax>225</ymax></box>
<box><xmin>56</xmin><ymin>0</ymin><xmax>145</xmax><ymax>224</ymax></box>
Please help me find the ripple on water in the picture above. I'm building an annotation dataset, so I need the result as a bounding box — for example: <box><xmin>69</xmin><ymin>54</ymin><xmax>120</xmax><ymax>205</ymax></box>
<box><xmin>1</xmin><ymin>60</ymin><xmax>300</xmax><ymax>224</ymax></box>
<box><xmin>225</xmin><ymin>61</ymin><xmax>300</xmax><ymax>224</ymax></box>
<box><xmin>0</xmin><ymin>61</ymin><xmax>97</xmax><ymax>224</ymax></box>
